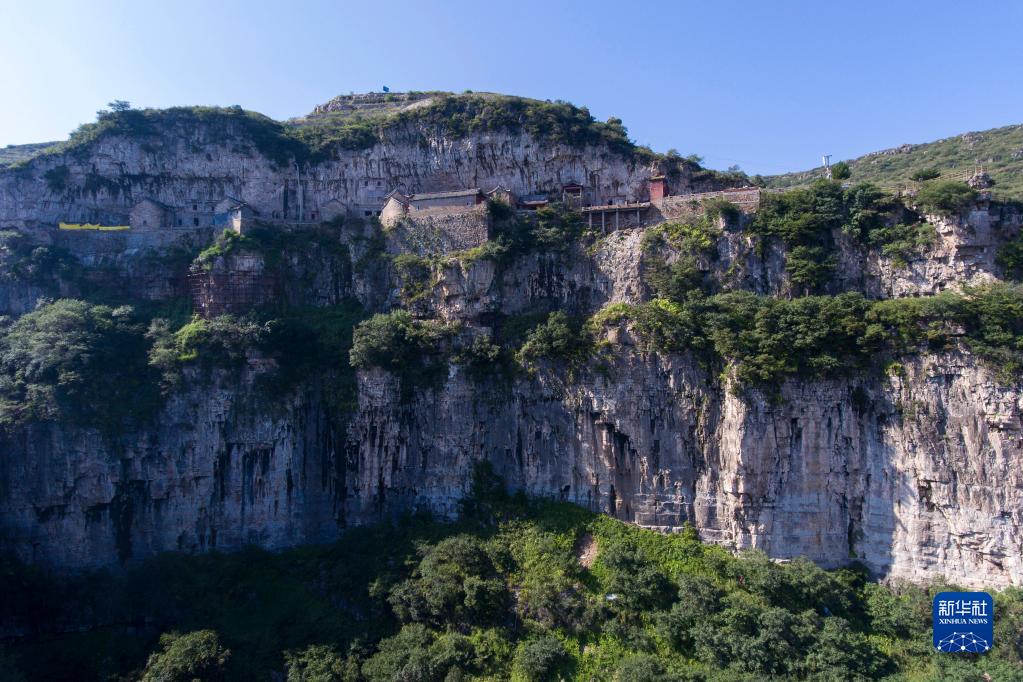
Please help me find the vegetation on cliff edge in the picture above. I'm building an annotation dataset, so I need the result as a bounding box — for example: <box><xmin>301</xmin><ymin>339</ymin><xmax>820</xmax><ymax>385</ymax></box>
<box><xmin>528</xmin><ymin>283</ymin><xmax>1023</xmax><ymax>389</ymax></box>
<box><xmin>765</xmin><ymin>123</ymin><xmax>1023</xmax><ymax>201</ymax></box>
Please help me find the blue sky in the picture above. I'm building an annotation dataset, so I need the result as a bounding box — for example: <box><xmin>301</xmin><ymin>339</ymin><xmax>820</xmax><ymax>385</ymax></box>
<box><xmin>2</xmin><ymin>0</ymin><xmax>1021</xmax><ymax>174</ymax></box>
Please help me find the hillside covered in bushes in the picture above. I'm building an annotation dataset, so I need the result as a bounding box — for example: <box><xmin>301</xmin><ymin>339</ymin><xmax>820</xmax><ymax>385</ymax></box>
<box><xmin>3</xmin><ymin>469</ymin><xmax>1022</xmax><ymax>682</ymax></box>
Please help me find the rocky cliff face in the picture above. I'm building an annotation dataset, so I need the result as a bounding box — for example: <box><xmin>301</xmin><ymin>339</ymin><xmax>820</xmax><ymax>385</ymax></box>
<box><xmin>0</xmin><ymin>367</ymin><xmax>341</xmax><ymax>570</ymax></box>
<box><xmin>0</xmin><ymin>121</ymin><xmax>657</xmax><ymax>231</ymax></box>
<box><xmin>348</xmin><ymin>347</ymin><xmax>1023</xmax><ymax>588</ymax></box>
<box><xmin>0</xmin><ymin>99</ymin><xmax>1021</xmax><ymax>588</ymax></box>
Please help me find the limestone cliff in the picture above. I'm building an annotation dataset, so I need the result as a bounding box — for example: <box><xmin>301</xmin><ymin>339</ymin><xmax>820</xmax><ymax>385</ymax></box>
<box><xmin>0</xmin><ymin>95</ymin><xmax>1021</xmax><ymax>589</ymax></box>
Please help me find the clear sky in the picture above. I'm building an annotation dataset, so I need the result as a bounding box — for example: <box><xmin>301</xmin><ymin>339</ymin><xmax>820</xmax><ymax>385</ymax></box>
<box><xmin>2</xmin><ymin>0</ymin><xmax>1021</xmax><ymax>174</ymax></box>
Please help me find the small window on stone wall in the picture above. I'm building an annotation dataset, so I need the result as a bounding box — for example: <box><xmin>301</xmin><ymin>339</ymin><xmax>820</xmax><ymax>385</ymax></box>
<box><xmin>193</xmin><ymin>217</ymin><xmax>199</xmax><ymax>226</ymax></box>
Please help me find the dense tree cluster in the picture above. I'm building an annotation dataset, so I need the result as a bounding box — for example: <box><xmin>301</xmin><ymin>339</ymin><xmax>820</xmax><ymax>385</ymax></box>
<box><xmin>583</xmin><ymin>284</ymin><xmax>1023</xmax><ymax>388</ymax></box>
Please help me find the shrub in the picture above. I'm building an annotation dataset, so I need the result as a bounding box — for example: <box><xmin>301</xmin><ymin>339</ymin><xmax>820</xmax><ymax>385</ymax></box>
<box><xmin>362</xmin><ymin>624</ymin><xmax>477</xmax><ymax>682</ymax></box>
<box><xmin>141</xmin><ymin>630</ymin><xmax>230</xmax><ymax>682</ymax></box>
<box><xmin>148</xmin><ymin>315</ymin><xmax>266</xmax><ymax>385</ymax></box>
<box><xmin>516</xmin><ymin>571</ymin><xmax>588</xmax><ymax>632</ymax></box>
<box><xmin>615</xmin><ymin>654</ymin><xmax>670</xmax><ymax>682</ymax></box>
<box><xmin>285</xmin><ymin>645</ymin><xmax>355</xmax><ymax>682</ymax></box>
<box><xmin>42</xmin><ymin>165</ymin><xmax>70</xmax><ymax>192</ymax></box>
<box><xmin>803</xmin><ymin>617</ymin><xmax>888</xmax><ymax>680</ymax></box>
<box><xmin>868</xmin><ymin>221</ymin><xmax>935</xmax><ymax>266</ymax></box>
<box><xmin>349</xmin><ymin>310</ymin><xmax>454</xmax><ymax>378</ymax></box>
<box><xmin>996</xmin><ymin>232</ymin><xmax>1023</xmax><ymax>280</ymax></box>
<box><xmin>193</xmin><ymin>230</ymin><xmax>247</xmax><ymax>271</ymax></box>
<box><xmin>0</xmin><ymin>230</ymin><xmax>78</xmax><ymax>286</ymax></box>
<box><xmin>361</xmin><ymin>624</ymin><xmax>436</xmax><ymax>682</ymax></box>
<box><xmin>511</xmin><ymin>635</ymin><xmax>568</xmax><ymax>682</ymax></box>
<box><xmin>58</xmin><ymin>106</ymin><xmax>307</xmax><ymax>167</ymax></box>
<box><xmin>702</xmin><ymin>197</ymin><xmax>740</xmax><ymax>222</ymax></box>
<box><xmin>753</xmin><ymin>181</ymin><xmax>938</xmax><ymax>289</ymax></box>
<box><xmin>0</xmin><ymin>300</ymin><xmax>160</xmax><ymax>427</ymax></box>
<box><xmin>752</xmin><ymin>180</ymin><xmax>845</xmax><ymax>244</ymax></box>
<box><xmin>484</xmin><ymin>202</ymin><xmax>583</xmax><ymax>262</ymax></box>
<box><xmin>589</xmin><ymin>284</ymin><xmax>1023</xmax><ymax>389</ymax></box>
<box><xmin>3</xmin><ymin>484</ymin><xmax>1020</xmax><ymax>681</ymax></box>
<box><xmin>515</xmin><ymin>311</ymin><xmax>590</xmax><ymax>371</ymax></box>
<box><xmin>830</xmin><ymin>161</ymin><xmax>851</xmax><ymax>180</ymax></box>
<box><xmin>596</xmin><ymin>538</ymin><xmax>674</xmax><ymax>614</ymax></box>
<box><xmin>959</xmin><ymin>283</ymin><xmax>1023</xmax><ymax>379</ymax></box>
<box><xmin>394</xmin><ymin>94</ymin><xmax>640</xmax><ymax>158</ymax></box>
<box><xmin>641</xmin><ymin>218</ymin><xmax>720</xmax><ymax>300</ymax></box>
<box><xmin>486</xmin><ymin>198</ymin><xmax>514</xmax><ymax>221</ymax></box>
<box><xmin>531</xmin><ymin>203</ymin><xmax>582</xmax><ymax>249</ymax></box>
<box><xmin>391</xmin><ymin>253</ymin><xmax>434</xmax><ymax>303</ymax></box>
<box><xmin>388</xmin><ymin>535</ymin><xmax>507</xmax><ymax>628</ymax></box>
<box><xmin>863</xmin><ymin>582</ymin><xmax>920</xmax><ymax>639</ymax></box>
<box><xmin>452</xmin><ymin>333</ymin><xmax>506</xmax><ymax>380</ymax></box>
<box><xmin>750</xmin><ymin>180</ymin><xmax>847</xmax><ymax>293</ymax></box>
<box><xmin>785</xmin><ymin>244</ymin><xmax>836</xmax><ymax>291</ymax></box>
<box><xmin>915</xmin><ymin>180</ymin><xmax>978</xmax><ymax>215</ymax></box>
<box><xmin>910</xmin><ymin>167</ymin><xmax>941</xmax><ymax>182</ymax></box>
<box><xmin>660</xmin><ymin>575</ymin><xmax>723</xmax><ymax>651</ymax></box>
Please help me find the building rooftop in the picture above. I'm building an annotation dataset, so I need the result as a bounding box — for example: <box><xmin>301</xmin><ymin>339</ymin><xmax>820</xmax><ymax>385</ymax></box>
<box><xmin>581</xmin><ymin>202</ymin><xmax>651</xmax><ymax>212</ymax></box>
<box><xmin>410</xmin><ymin>188</ymin><xmax>483</xmax><ymax>201</ymax></box>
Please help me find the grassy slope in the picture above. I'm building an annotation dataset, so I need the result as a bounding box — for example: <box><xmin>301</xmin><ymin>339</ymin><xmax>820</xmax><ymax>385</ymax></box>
<box><xmin>0</xmin><ymin>142</ymin><xmax>59</xmax><ymax>167</ymax></box>
<box><xmin>766</xmin><ymin>124</ymin><xmax>1023</xmax><ymax>199</ymax></box>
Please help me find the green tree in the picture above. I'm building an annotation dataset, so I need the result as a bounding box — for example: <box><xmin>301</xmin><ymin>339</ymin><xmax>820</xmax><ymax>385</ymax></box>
<box><xmin>597</xmin><ymin>539</ymin><xmax>673</xmax><ymax>614</ymax></box>
<box><xmin>141</xmin><ymin>630</ymin><xmax>230</xmax><ymax>682</ymax></box>
<box><xmin>830</xmin><ymin>161</ymin><xmax>851</xmax><ymax>180</ymax></box>
<box><xmin>660</xmin><ymin>574</ymin><xmax>723</xmax><ymax>652</ymax></box>
<box><xmin>511</xmin><ymin>636</ymin><xmax>568</xmax><ymax>682</ymax></box>
<box><xmin>285</xmin><ymin>645</ymin><xmax>356</xmax><ymax>682</ymax></box>
<box><xmin>388</xmin><ymin>535</ymin><xmax>507</xmax><ymax>628</ymax></box>
<box><xmin>0</xmin><ymin>299</ymin><xmax>160</xmax><ymax>427</ymax></box>
<box><xmin>615</xmin><ymin>654</ymin><xmax>670</xmax><ymax>682</ymax></box>
<box><xmin>515</xmin><ymin>311</ymin><xmax>589</xmax><ymax>370</ymax></box>
<box><xmin>915</xmin><ymin>180</ymin><xmax>978</xmax><ymax>215</ymax></box>
<box><xmin>996</xmin><ymin>233</ymin><xmax>1023</xmax><ymax>280</ymax></box>
<box><xmin>803</xmin><ymin>618</ymin><xmax>888</xmax><ymax>681</ymax></box>
<box><xmin>362</xmin><ymin>625</ymin><xmax>476</xmax><ymax>682</ymax></box>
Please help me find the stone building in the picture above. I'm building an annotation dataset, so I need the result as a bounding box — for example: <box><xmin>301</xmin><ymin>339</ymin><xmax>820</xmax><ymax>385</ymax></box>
<box><xmin>408</xmin><ymin>188</ymin><xmax>486</xmax><ymax>211</ymax></box>
<box><xmin>212</xmin><ymin>198</ymin><xmax>259</xmax><ymax>233</ymax></box>
<box><xmin>380</xmin><ymin>188</ymin><xmax>487</xmax><ymax>227</ymax></box>
<box><xmin>129</xmin><ymin>199</ymin><xmax>173</xmax><ymax>230</ymax></box>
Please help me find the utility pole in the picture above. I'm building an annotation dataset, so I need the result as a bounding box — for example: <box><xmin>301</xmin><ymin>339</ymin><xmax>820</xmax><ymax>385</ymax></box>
<box><xmin>822</xmin><ymin>154</ymin><xmax>832</xmax><ymax>180</ymax></box>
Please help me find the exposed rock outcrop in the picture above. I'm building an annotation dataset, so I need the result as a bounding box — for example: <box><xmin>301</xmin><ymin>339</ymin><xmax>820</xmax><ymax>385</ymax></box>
<box><xmin>1</xmin><ymin>98</ymin><xmax>1021</xmax><ymax>590</ymax></box>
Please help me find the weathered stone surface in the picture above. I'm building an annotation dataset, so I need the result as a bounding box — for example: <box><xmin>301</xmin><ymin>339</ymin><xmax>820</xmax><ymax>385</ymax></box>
<box><xmin>5</xmin><ymin>339</ymin><xmax>1016</xmax><ymax>588</ymax></box>
<box><xmin>0</xmin><ymin>367</ymin><xmax>342</xmax><ymax>571</ymax></box>
<box><xmin>1</xmin><ymin>106</ymin><xmax>1021</xmax><ymax>590</ymax></box>
<box><xmin>346</xmin><ymin>349</ymin><xmax>1023</xmax><ymax>588</ymax></box>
